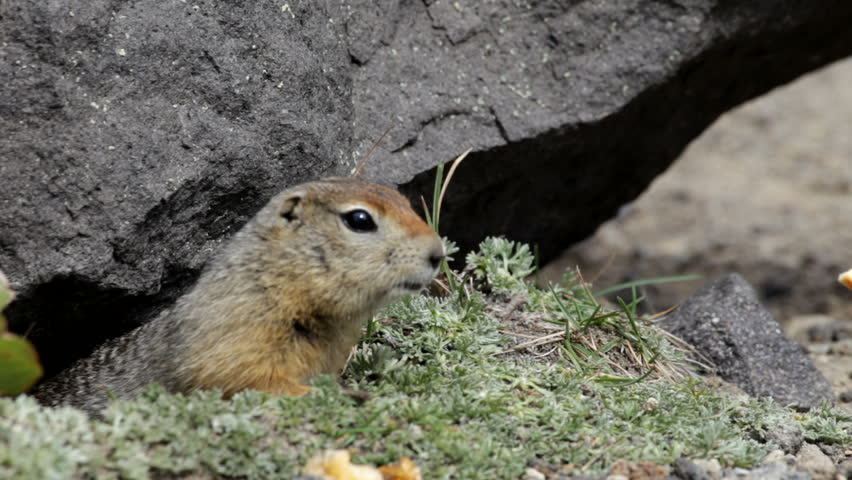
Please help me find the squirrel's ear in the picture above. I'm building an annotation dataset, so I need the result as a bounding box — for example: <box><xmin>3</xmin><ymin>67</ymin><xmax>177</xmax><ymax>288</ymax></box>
<box><xmin>278</xmin><ymin>191</ymin><xmax>305</xmax><ymax>226</ymax></box>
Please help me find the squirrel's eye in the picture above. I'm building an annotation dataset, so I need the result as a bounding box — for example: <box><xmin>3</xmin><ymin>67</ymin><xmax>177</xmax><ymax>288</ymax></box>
<box><xmin>341</xmin><ymin>209</ymin><xmax>377</xmax><ymax>233</ymax></box>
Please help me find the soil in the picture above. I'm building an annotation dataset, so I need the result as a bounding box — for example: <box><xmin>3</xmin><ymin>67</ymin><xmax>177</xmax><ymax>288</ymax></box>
<box><xmin>540</xmin><ymin>58</ymin><xmax>852</xmax><ymax>412</ymax></box>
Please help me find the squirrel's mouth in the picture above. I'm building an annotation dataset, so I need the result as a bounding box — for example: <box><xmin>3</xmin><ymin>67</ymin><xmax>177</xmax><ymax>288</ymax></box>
<box><xmin>393</xmin><ymin>268</ymin><xmax>439</xmax><ymax>294</ymax></box>
<box><xmin>398</xmin><ymin>281</ymin><xmax>426</xmax><ymax>291</ymax></box>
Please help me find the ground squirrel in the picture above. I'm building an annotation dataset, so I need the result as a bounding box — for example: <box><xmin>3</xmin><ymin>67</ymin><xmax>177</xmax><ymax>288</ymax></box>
<box><xmin>31</xmin><ymin>177</ymin><xmax>445</xmax><ymax>415</ymax></box>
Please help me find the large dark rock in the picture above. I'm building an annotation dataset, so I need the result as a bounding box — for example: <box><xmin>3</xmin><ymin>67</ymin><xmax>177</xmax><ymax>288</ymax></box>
<box><xmin>3</xmin><ymin>1</ymin><xmax>852</xmax><ymax>375</ymax></box>
<box><xmin>658</xmin><ymin>274</ymin><xmax>833</xmax><ymax>409</ymax></box>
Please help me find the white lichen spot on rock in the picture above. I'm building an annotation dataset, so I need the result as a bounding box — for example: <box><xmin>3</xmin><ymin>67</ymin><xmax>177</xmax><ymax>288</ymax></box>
<box><xmin>281</xmin><ymin>3</ymin><xmax>295</xmax><ymax>18</ymax></box>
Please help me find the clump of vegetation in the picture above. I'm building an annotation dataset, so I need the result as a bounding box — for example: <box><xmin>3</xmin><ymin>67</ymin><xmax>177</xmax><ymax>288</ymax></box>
<box><xmin>0</xmin><ymin>270</ymin><xmax>42</xmax><ymax>396</ymax></box>
<box><xmin>2</xmin><ymin>239</ymin><xmax>849</xmax><ymax>479</ymax></box>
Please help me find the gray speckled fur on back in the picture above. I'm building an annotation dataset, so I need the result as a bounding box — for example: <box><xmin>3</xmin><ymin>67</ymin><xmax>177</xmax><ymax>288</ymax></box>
<box><xmin>30</xmin><ymin>311</ymin><xmax>184</xmax><ymax>416</ymax></box>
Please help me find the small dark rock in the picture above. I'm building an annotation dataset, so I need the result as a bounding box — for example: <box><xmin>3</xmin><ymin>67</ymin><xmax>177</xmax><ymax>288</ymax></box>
<box><xmin>658</xmin><ymin>274</ymin><xmax>834</xmax><ymax>409</ymax></box>
<box><xmin>838</xmin><ymin>389</ymin><xmax>852</xmax><ymax>402</ymax></box>
<box><xmin>673</xmin><ymin>458</ymin><xmax>710</xmax><ymax>480</ymax></box>
<box><xmin>806</xmin><ymin>323</ymin><xmax>852</xmax><ymax>342</ymax></box>
<box><xmin>765</xmin><ymin>424</ymin><xmax>803</xmax><ymax>454</ymax></box>
<box><xmin>805</xmin><ymin>325</ymin><xmax>834</xmax><ymax>343</ymax></box>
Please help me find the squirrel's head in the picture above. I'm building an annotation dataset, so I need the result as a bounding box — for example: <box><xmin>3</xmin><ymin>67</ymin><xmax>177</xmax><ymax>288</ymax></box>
<box><xmin>246</xmin><ymin>177</ymin><xmax>445</xmax><ymax>318</ymax></box>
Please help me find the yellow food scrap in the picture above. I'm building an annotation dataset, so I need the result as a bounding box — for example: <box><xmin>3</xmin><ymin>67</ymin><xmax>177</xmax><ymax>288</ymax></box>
<box><xmin>302</xmin><ymin>450</ymin><xmax>382</xmax><ymax>480</ymax></box>
<box><xmin>839</xmin><ymin>269</ymin><xmax>852</xmax><ymax>291</ymax></box>
<box><xmin>378</xmin><ymin>457</ymin><xmax>422</xmax><ymax>480</ymax></box>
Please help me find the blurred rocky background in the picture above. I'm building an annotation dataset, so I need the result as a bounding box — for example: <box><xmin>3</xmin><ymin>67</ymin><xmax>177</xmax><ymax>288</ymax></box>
<box><xmin>541</xmin><ymin>58</ymin><xmax>852</xmax><ymax>409</ymax></box>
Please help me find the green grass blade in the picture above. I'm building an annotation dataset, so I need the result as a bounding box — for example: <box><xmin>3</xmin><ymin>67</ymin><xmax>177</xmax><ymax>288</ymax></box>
<box><xmin>594</xmin><ymin>274</ymin><xmax>702</xmax><ymax>297</ymax></box>
<box><xmin>431</xmin><ymin>163</ymin><xmax>445</xmax><ymax>233</ymax></box>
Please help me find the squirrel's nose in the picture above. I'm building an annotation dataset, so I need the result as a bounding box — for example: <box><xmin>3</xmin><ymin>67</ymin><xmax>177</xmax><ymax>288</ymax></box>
<box><xmin>428</xmin><ymin>248</ymin><xmax>445</xmax><ymax>269</ymax></box>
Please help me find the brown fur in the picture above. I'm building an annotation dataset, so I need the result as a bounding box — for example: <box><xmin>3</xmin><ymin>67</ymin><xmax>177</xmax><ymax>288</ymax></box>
<box><xmin>31</xmin><ymin>178</ymin><xmax>444</xmax><ymax>414</ymax></box>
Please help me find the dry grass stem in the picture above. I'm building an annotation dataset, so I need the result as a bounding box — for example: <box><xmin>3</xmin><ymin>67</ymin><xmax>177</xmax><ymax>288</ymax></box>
<box><xmin>352</xmin><ymin>125</ymin><xmax>393</xmax><ymax>178</ymax></box>
<box><xmin>436</xmin><ymin>148</ymin><xmax>471</xmax><ymax>217</ymax></box>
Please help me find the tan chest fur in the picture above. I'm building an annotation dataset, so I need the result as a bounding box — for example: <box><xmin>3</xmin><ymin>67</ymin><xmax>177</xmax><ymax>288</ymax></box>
<box><xmin>179</xmin><ymin>302</ymin><xmax>364</xmax><ymax>397</ymax></box>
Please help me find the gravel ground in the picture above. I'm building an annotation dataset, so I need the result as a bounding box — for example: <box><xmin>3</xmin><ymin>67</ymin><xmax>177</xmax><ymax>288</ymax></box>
<box><xmin>541</xmin><ymin>58</ymin><xmax>852</xmax><ymax>412</ymax></box>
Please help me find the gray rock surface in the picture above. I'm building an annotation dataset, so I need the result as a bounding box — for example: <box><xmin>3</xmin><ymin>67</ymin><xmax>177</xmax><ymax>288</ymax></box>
<box><xmin>658</xmin><ymin>274</ymin><xmax>833</xmax><ymax>409</ymax></box>
<box><xmin>4</xmin><ymin>1</ymin><xmax>852</xmax><ymax>375</ymax></box>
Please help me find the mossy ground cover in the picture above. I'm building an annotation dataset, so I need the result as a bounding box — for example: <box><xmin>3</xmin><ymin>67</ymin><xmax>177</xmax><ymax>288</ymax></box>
<box><xmin>1</xmin><ymin>238</ymin><xmax>849</xmax><ymax>480</ymax></box>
